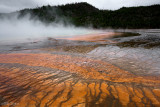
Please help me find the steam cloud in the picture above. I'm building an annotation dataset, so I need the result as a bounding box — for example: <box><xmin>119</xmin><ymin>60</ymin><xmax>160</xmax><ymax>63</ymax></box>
<box><xmin>0</xmin><ymin>13</ymin><xmax>97</xmax><ymax>42</ymax></box>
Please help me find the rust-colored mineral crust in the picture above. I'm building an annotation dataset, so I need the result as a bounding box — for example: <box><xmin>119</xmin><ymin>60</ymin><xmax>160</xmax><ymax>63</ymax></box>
<box><xmin>58</xmin><ymin>32</ymin><xmax>121</xmax><ymax>43</ymax></box>
<box><xmin>0</xmin><ymin>32</ymin><xmax>160</xmax><ymax>107</ymax></box>
<box><xmin>0</xmin><ymin>53</ymin><xmax>160</xmax><ymax>107</ymax></box>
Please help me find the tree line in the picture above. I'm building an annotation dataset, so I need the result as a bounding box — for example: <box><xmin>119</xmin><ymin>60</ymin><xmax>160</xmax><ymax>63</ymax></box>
<box><xmin>6</xmin><ymin>2</ymin><xmax>160</xmax><ymax>28</ymax></box>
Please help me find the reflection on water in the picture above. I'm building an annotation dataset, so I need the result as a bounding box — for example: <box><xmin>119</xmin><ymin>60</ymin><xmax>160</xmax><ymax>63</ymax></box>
<box><xmin>0</xmin><ymin>30</ymin><xmax>160</xmax><ymax>107</ymax></box>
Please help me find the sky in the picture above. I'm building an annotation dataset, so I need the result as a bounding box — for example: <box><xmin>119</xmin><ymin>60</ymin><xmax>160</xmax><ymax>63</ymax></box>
<box><xmin>0</xmin><ymin>0</ymin><xmax>160</xmax><ymax>13</ymax></box>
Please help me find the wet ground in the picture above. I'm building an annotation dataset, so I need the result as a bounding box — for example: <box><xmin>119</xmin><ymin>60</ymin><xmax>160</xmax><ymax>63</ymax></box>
<box><xmin>0</xmin><ymin>29</ymin><xmax>160</xmax><ymax>107</ymax></box>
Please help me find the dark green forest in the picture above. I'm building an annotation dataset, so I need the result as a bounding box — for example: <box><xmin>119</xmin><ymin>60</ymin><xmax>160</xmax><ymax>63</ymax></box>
<box><xmin>1</xmin><ymin>2</ymin><xmax>160</xmax><ymax>28</ymax></box>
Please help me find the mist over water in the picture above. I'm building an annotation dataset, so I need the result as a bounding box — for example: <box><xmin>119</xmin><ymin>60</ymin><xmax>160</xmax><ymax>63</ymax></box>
<box><xmin>0</xmin><ymin>14</ymin><xmax>98</xmax><ymax>43</ymax></box>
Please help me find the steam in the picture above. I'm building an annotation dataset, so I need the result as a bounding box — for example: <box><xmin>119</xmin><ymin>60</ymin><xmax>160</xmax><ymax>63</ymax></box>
<box><xmin>0</xmin><ymin>13</ymin><xmax>97</xmax><ymax>42</ymax></box>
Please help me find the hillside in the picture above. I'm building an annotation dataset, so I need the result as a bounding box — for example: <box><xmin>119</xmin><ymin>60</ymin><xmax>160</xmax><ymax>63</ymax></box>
<box><xmin>1</xmin><ymin>2</ymin><xmax>160</xmax><ymax>28</ymax></box>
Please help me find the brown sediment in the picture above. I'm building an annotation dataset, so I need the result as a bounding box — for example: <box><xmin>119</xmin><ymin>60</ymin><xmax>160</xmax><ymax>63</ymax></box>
<box><xmin>0</xmin><ymin>53</ymin><xmax>160</xmax><ymax>107</ymax></box>
<box><xmin>40</xmin><ymin>44</ymin><xmax>106</xmax><ymax>54</ymax></box>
